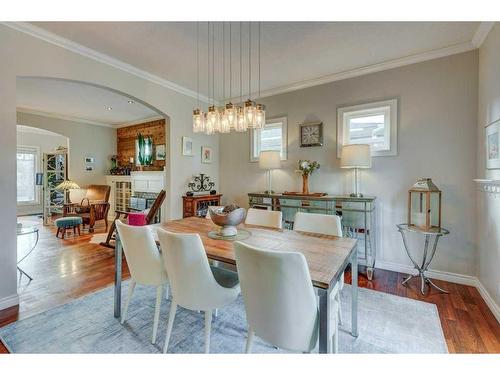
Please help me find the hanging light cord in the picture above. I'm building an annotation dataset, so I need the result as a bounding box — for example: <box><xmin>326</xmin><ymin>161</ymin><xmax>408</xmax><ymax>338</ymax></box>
<box><xmin>229</xmin><ymin>22</ymin><xmax>232</xmax><ymax>102</ymax></box>
<box><xmin>212</xmin><ymin>22</ymin><xmax>215</xmax><ymax>106</ymax></box>
<box><xmin>239</xmin><ymin>22</ymin><xmax>242</xmax><ymax>105</ymax></box>
<box><xmin>223</xmin><ymin>23</ymin><xmax>225</xmax><ymax>103</ymax></box>
<box><xmin>258</xmin><ymin>22</ymin><xmax>261</xmax><ymax>99</ymax></box>
<box><xmin>196</xmin><ymin>22</ymin><xmax>199</xmax><ymax>109</ymax></box>
<box><xmin>207</xmin><ymin>22</ymin><xmax>210</xmax><ymax>108</ymax></box>
<box><xmin>248</xmin><ymin>22</ymin><xmax>251</xmax><ymax>100</ymax></box>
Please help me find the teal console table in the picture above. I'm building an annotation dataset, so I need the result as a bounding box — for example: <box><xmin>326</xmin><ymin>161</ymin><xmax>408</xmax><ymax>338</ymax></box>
<box><xmin>248</xmin><ymin>192</ymin><xmax>377</xmax><ymax>280</ymax></box>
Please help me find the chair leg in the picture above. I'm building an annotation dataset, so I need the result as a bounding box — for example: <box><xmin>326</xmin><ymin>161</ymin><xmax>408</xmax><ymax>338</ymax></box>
<box><xmin>73</xmin><ymin>226</ymin><xmax>77</xmax><ymax>235</ymax></box>
<box><xmin>56</xmin><ymin>228</ymin><xmax>60</xmax><ymax>238</ymax></box>
<box><xmin>214</xmin><ymin>309</ymin><xmax>218</xmax><ymax>318</ymax></box>
<box><xmin>245</xmin><ymin>329</ymin><xmax>255</xmax><ymax>353</ymax></box>
<box><xmin>336</xmin><ymin>293</ymin><xmax>343</xmax><ymax>325</ymax></box>
<box><xmin>121</xmin><ymin>280</ymin><xmax>136</xmax><ymax>324</ymax></box>
<box><xmin>61</xmin><ymin>228</ymin><xmax>66</xmax><ymax>239</ymax></box>
<box><xmin>164</xmin><ymin>283</ymin><xmax>170</xmax><ymax>300</ymax></box>
<box><xmin>77</xmin><ymin>225</ymin><xmax>81</xmax><ymax>236</ymax></box>
<box><xmin>163</xmin><ymin>301</ymin><xmax>177</xmax><ymax>353</ymax></box>
<box><xmin>152</xmin><ymin>286</ymin><xmax>163</xmax><ymax>344</ymax></box>
<box><xmin>204</xmin><ymin>310</ymin><xmax>212</xmax><ymax>354</ymax></box>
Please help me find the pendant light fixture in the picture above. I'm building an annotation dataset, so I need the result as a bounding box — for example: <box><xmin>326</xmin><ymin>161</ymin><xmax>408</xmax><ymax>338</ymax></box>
<box><xmin>193</xmin><ymin>22</ymin><xmax>266</xmax><ymax>134</ymax></box>
<box><xmin>192</xmin><ymin>22</ymin><xmax>205</xmax><ymax>133</ymax></box>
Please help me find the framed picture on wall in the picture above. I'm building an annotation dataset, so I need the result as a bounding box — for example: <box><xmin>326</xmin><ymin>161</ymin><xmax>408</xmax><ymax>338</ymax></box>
<box><xmin>156</xmin><ymin>144</ymin><xmax>166</xmax><ymax>160</ymax></box>
<box><xmin>486</xmin><ymin>120</ymin><xmax>500</xmax><ymax>169</ymax></box>
<box><xmin>201</xmin><ymin>146</ymin><xmax>213</xmax><ymax>163</ymax></box>
<box><xmin>182</xmin><ymin>136</ymin><xmax>193</xmax><ymax>156</ymax></box>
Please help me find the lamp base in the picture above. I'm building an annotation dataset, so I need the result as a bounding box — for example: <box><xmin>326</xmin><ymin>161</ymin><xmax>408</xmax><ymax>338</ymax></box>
<box><xmin>349</xmin><ymin>192</ymin><xmax>364</xmax><ymax>198</ymax></box>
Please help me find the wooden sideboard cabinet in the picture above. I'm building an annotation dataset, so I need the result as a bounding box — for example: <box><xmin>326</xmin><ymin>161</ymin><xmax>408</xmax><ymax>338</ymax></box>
<box><xmin>182</xmin><ymin>194</ymin><xmax>223</xmax><ymax>218</ymax></box>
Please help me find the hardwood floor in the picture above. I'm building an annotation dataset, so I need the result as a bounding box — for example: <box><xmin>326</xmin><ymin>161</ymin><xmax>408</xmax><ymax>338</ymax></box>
<box><xmin>0</xmin><ymin>216</ymin><xmax>498</xmax><ymax>353</ymax></box>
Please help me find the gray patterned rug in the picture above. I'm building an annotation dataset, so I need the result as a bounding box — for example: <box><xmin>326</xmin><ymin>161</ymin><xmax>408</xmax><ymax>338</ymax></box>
<box><xmin>0</xmin><ymin>281</ymin><xmax>447</xmax><ymax>353</ymax></box>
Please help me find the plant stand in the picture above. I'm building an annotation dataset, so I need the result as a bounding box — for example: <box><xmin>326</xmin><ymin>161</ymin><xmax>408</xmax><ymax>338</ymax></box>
<box><xmin>396</xmin><ymin>223</ymin><xmax>450</xmax><ymax>295</ymax></box>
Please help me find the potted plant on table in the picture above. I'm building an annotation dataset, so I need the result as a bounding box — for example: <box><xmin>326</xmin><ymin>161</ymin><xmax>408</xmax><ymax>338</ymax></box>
<box><xmin>296</xmin><ymin>160</ymin><xmax>320</xmax><ymax>194</ymax></box>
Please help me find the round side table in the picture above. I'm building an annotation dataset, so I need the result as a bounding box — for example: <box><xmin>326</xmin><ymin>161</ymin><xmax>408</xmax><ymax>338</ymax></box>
<box><xmin>396</xmin><ymin>223</ymin><xmax>450</xmax><ymax>295</ymax></box>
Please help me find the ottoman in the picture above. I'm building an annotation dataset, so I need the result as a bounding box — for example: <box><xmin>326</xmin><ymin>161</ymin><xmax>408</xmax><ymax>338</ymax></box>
<box><xmin>54</xmin><ymin>217</ymin><xmax>83</xmax><ymax>239</ymax></box>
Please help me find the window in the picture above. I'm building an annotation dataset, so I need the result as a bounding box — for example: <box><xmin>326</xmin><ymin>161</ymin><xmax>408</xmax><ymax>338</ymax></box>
<box><xmin>337</xmin><ymin>98</ymin><xmax>398</xmax><ymax>157</ymax></box>
<box><xmin>250</xmin><ymin>116</ymin><xmax>287</xmax><ymax>162</ymax></box>
<box><xmin>17</xmin><ymin>147</ymin><xmax>39</xmax><ymax>204</ymax></box>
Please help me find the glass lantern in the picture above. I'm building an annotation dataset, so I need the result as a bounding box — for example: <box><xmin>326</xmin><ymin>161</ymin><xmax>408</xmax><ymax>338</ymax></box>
<box><xmin>408</xmin><ymin>178</ymin><xmax>442</xmax><ymax>231</ymax></box>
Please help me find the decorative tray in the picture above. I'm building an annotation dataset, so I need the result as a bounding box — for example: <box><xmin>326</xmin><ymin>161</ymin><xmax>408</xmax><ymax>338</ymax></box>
<box><xmin>282</xmin><ymin>192</ymin><xmax>327</xmax><ymax>197</ymax></box>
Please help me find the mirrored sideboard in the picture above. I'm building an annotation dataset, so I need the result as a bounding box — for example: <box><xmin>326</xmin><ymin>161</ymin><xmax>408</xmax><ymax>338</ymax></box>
<box><xmin>248</xmin><ymin>192</ymin><xmax>377</xmax><ymax>280</ymax></box>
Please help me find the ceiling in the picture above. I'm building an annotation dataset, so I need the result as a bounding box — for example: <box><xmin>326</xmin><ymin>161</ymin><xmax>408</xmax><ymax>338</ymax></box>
<box><xmin>30</xmin><ymin>22</ymin><xmax>481</xmax><ymax>101</ymax></box>
<box><xmin>17</xmin><ymin>77</ymin><xmax>160</xmax><ymax>127</ymax></box>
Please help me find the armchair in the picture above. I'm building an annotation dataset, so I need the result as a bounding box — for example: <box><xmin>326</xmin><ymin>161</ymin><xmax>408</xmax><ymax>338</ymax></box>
<box><xmin>63</xmin><ymin>184</ymin><xmax>111</xmax><ymax>233</ymax></box>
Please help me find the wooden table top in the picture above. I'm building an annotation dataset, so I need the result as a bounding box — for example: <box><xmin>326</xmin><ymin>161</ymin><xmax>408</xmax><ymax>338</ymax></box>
<box><xmin>157</xmin><ymin>217</ymin><xmax>357</xmax><ymax>290</ymax></box>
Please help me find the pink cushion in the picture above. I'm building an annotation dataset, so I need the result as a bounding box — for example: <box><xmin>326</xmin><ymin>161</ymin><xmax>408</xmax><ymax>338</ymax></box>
<box><xmin>127</xmin><ymin>212</ymin><xmax>147</xmax><ymax>226</ymax></box>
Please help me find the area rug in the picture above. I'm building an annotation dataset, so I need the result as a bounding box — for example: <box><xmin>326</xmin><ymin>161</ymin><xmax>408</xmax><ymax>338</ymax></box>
<box><xmin>0</xmin><ymin>282</ymin><xmax>447</xmax><ymax>354</ymax></box>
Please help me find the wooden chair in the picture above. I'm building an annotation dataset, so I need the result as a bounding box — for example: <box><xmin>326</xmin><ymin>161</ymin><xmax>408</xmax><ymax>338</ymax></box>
<box><xmin>63</xmin><ymin>185</ymin><xmax>111</xmax><ymax>233</ymax></box>
<box><xmin>100</xmin><ymin>189</ymin><xmax>166</xmax><ymax>249</ymax></box>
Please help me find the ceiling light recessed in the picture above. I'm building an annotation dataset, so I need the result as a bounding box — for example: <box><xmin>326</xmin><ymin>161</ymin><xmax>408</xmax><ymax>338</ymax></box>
<box><xmin>127</xmin><ymin>100</ymin><xmax>134</xmax><ymax>104</ymax></box>
<box><xmin>106</xmin><ymin>107</ymin><xmax>112</xmax><ymax>110</ymax></box>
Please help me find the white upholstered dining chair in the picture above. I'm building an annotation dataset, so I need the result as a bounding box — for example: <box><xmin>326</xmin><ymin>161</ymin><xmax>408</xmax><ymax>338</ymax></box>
<box><xmin>234</xmin><ymin>241</ymin><xmax>340</xmax><ymax>353</ymax></box>
<box><xmin>115</xmin><ymin>221</ymin><xmax>169</xmax><ymax>344</ymax></box>
<box><xmin>157</xmin><ymin>229</ymin><xmax>240</xmax><ymax>353</ymax></box>
<box><xmin>245</xmin><ymin>208</ymin><xmax>283</xmax><ymax>229</ymax></box>
<box><xmin>293</xmin><ymin>212</ymin><xmax>345</xmax><ymax>326</ymax></box>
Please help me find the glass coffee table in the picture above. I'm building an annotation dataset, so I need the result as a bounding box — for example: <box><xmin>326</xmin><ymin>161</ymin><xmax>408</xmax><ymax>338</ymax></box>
<box><xmin>17</xmin><ymin>222</ymin><xmax>40</xmax><ymax>282</ymax></box>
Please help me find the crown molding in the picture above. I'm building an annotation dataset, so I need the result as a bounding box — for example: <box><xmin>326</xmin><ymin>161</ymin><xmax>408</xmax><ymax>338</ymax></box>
<box><xmin>2</xmin><ymin>22</ymin><xmax>213</xmax><ymax>105</ymax></box>
<box><xmin>4</xmin><ymin>21</ymin><xmax>484</xmax><ymax>104</ymax></box>
<box><xmin>116</xmin><ymin>115</ymin><xmax>165</xmax><ymax>128</ymax></box>
<box><xmin>17</xmin><ymin>124</ymin><xmax>64</xmax><ymax>136</ymax></box>
<box><xmin>472</xmin><ymin>22</ymin><xmax>495</xmax><ymax>48</ymax></box>
<box><xmin>17</xmin><ymin>107</ymin><xmax>115</xmax><ymax>128</ymax></box>
<box><xmin>231</xmin><ymin>41</ymin><xmax>476</xmax><ymax>101</ymax></box>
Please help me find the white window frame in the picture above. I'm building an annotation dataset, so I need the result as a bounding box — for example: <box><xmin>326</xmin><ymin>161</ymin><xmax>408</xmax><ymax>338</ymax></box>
<box><xmin>17</xmin><ymin>145</ymin><xmax>41</xmax><ymax>205</ymax></box>
<box><xmin>337</xmin><ymin>98</ymin><xmax>398</xmax><ymax>157</ymax></box>
<box><xmin>250</xmin><ymin>116</ymin><xmax>288</xmax><ymax>162</ymax></box>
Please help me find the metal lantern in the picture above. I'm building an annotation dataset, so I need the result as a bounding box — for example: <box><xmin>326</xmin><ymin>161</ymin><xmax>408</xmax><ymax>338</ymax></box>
<box><xmin>408</xmin><ymin>178</ymin><xmax>442</xmax><ymax>231</ymax></box>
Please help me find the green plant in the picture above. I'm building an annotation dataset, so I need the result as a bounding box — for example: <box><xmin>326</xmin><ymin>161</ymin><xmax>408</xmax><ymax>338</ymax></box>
<box><xmin>296</xmin><ymin>160</ymin><xmax>320</xmax><ymax>176</ymax></box>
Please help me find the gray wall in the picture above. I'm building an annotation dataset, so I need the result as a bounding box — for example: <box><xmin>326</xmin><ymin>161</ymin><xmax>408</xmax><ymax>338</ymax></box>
<box><xmin>477</xmin><ymin>24</ymin><xmax>500</xmax><ymax>311</ymax></box>
<box><xmin>220</xmin><ymin>51</ymin><xmax>479</xmax><ymax>278</ymax></box>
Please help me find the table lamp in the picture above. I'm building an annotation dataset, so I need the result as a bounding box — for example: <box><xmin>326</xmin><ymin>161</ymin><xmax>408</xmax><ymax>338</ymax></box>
<box><xmin>259</xmin><ymin>150</ymin><xmax>281</xmax><ymax>194</ymax></box>
<box><xmin>55</xmin><ymin>179</ymin><xmax>81</xmax><ymax>203</ymax></box>
<box><xmin>340</xmin><ymin>144</ymin><xmax>371</xmax><ymax>197</ymax></box>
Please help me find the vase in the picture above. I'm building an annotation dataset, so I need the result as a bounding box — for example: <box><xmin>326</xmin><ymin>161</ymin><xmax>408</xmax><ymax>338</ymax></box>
<box><xmin>302</xmin><ymin>174</ymin><xmax>309</xmax><ymax>195</ymax></box>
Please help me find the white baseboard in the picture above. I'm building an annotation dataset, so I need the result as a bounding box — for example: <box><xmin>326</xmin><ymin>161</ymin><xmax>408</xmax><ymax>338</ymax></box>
<box><xmin>374</xmin><ymin>260</ymin><xmax>478</xmax><ymax>286</ymax></box>
<box><xmin>475</xmin><ymin>280</ymin><xmax>500</xmax><ymax>323</ymax></box>
<box><xmin>0</xmin><ymin>294</ymin><xmax>19</xmax><ymax>311</ymax></box>
<box><xmin>374</xmin><ymin>260</ymin><xmax>500</xmax><ymax>323</ymax></box>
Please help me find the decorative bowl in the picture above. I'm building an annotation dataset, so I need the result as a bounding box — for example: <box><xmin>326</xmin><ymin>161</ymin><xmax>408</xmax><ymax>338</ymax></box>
<box><xmin>208</xmin><ymin>207</ymin><xmax>246</xmax><ymax>237</ymax></box>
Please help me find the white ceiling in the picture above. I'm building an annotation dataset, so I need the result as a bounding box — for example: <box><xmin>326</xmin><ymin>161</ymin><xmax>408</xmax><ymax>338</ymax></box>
<box><xmin>30</xmin><ymin>22</ymin><xmax>481</xmax><ymax>101</ymax></box>
<box><xmin>17</xmin><ymin>77</ymin><xmax>160</xmax><ymax>127</ymax></box>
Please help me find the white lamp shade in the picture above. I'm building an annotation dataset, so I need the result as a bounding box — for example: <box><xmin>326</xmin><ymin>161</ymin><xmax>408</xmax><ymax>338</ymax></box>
<box><xmin>259</xmin><ymin>150</ymin><xmax>281</xmax><ymax>170</ymax></box>
<box><xmin>340</xmin><ymin>144</ymin><xmax>372</xmax><ymax>168</ymax></box>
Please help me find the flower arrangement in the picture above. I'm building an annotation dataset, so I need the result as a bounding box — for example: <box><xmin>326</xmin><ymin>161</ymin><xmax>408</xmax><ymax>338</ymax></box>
<box><xmin>296</xmin><ymin>159</ymin><xmax>320</xmax><ymax>176</ymax></box>
<box><xmin>296</xmin><ymin>160</ymin><xmax>320</xmax><ymax>194</ymax></box>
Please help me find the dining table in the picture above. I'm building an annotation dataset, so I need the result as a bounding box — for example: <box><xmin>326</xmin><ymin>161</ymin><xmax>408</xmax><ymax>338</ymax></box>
<box><xmin>113</xmin><ymin>216</ymin><xmax>359</xmax><ymax>353</ymax></box>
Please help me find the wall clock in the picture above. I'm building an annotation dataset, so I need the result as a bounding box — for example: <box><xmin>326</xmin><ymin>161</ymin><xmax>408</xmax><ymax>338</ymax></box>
<box><xmin>300</xmin><ymin>122</ymin><xmax>323</xmax><ymax>147</ymax></box>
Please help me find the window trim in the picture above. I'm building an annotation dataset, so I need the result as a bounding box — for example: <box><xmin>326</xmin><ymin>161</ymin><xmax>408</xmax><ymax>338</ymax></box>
<box><xmin>17</xmin><ymin>145</ymin><xmax>41</xmax><ymax>206</ymax></box>
<box><xmin>249</xmin><ymin>116</ymin><xmax>288</xmax><ymax>162</ymax></box>
<box><xmin>337</xmin><ymin>98</ymin><xmax>398</xmax><ymax>157</ymax></box>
